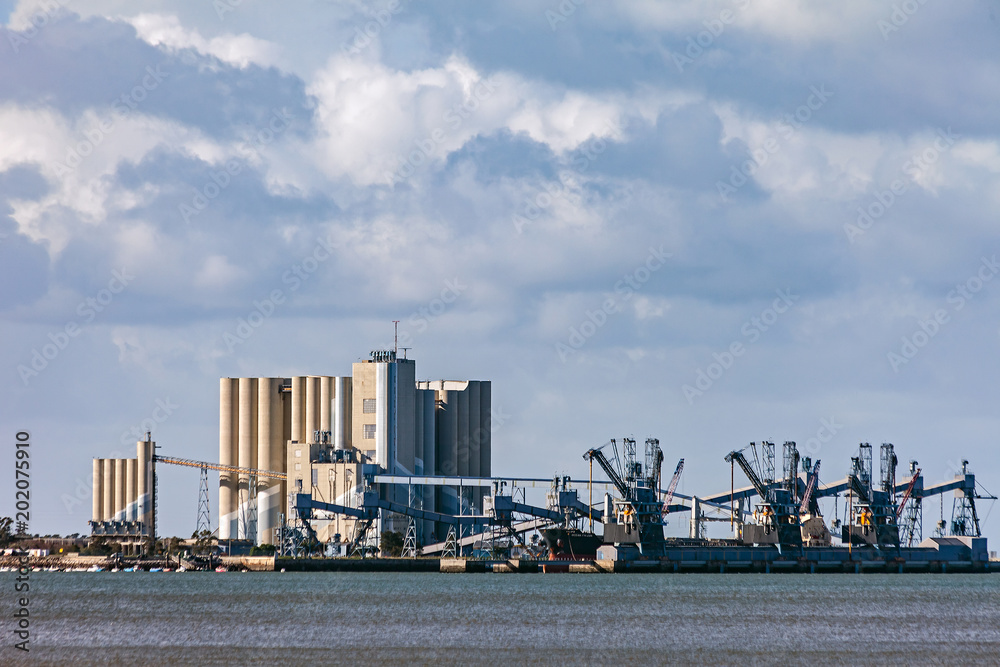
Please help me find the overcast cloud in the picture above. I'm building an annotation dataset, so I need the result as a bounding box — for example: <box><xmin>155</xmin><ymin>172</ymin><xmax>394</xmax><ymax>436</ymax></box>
<box><xmin>1</xmin><ymin>1</ymin><xmax>998</xmax><ymax>540</ymax></box>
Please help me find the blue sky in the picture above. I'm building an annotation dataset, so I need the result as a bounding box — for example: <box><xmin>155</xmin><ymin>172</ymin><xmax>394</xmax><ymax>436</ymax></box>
<box><xmin>1</xmin><ymin>1</ymin><xmax>998</xmax><ymax>540</ymax></box>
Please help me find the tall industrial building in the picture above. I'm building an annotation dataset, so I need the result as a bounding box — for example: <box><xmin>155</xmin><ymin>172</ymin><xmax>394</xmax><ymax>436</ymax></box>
<box><xmin>219</xmin><ymin>350</ymin><xmax>491</xmax><ymax>545</ymax></box>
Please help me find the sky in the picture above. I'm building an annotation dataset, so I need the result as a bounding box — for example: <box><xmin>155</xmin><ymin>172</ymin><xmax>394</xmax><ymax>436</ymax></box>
<box><xmin>1</xmin><ymin>1</ymin><xmax>998</xmax><ymax>542</ymax></box>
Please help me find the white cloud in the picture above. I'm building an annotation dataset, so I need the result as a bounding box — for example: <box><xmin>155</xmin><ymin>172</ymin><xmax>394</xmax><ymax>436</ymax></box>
<box><xmin>307</xmin><ymin>54</ymin><xmax>626</xmax><ymax>186</ymax></box>
<box><xmin>124</xmin><ymin>13</ymin><xmax>282</xmax><ymax>69</ymax></box>
<box><xmin>0</xmin><ymin>104</ymin><xmax>217</xmax><ymax>254</ymax></box>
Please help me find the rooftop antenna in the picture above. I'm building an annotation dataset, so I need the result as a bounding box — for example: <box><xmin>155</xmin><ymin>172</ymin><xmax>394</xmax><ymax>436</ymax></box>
<box><xmin>393</xmin><ymin>320</ymin><xmax>400</xmax><ymax>354</ymax></box>
<box><xmin>400</xmin><ymin>347</ymin><xmax>411</xmax><ymax>359</ymax></box>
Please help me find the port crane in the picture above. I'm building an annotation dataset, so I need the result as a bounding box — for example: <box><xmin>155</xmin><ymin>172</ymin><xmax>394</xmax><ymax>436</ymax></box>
<box><xmin>726</xmin><ymin>443</ymin><xmax>802</xmax><ymax>547</ymax></box>
<box><xmin>583</xmin><ymin>438</ymin><xmax>666</xmax><ymax>555</ymax></box>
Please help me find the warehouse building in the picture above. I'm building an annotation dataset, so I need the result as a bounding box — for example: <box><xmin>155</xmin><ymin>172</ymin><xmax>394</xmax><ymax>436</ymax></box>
<box><xmin>219</xmin><ymin>350</ymin><xmax>491</xmax><ymax>546</ymax></box>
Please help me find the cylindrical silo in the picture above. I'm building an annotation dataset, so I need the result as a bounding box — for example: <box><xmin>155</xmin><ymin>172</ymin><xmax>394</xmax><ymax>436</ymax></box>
<box><xmin>479</xmin><ymin>382</ymin><xmax>492</xmax><ymax>478</ymax></box>
<box><xmin>279</xmin><ymin>379</ymin><xmax>292</xmax><ymax>523</ymax></box>
<box><xmin>237</xmin><ymin>377</ymin><xmax>258</xmax><ymax>540</ymax></box>
<box><xmin>320</xmin><ymin>376</ymin><xmax>332</xmax><ymax>437</ymax></box>
<box><xmin>125</xmin><ymin>458</ymin><xmax>137</xmax><ymax>521</ymax></box>
<box><xmin>92</xmin><ymin>459</ymin><xmax>103</xmax><ymax>523</ymax></box>
<box><xmin>423</xmin><ymin>390</ymin><xmax>437</xmax><ymax>538</ymax></box>
<box><xmin>457</xmin><ymin>389</ymin><xmax>470</xmax><ymax>478</ymax></box>
<box><xmin>219</xmin><ymin>378</ymin><xmax>238</xmax><ymax>540</ymax></box>
<box><xmin>102</xmin><ymin>458</ymin><xmax>114</xmax><ymax>522</ymax></box>
<box><xmin>114</xmin><ymin>458</ymin><xmax>126</xmax><ymax>521</ymax></box>
<box><xmin>334</xmin><ymin>376</ymin><xmax>351</xmax><ymax>450</ymax></box>
<box><xmin>437</xmin><ymin>389</ymin><xmax>459</xmax><ymax>515</ymax></box>
<box><xmin>468</xmin><ymin>382</ymin><xmax>481</xmax><ymax>480</ymax></box>
<box><xmin>137</xmin><ymin>439</ymin><xmax>150</xmax><ymax>532</ymax></box>
<box><xmin>257</xmin><ymin>377</ymin><xmax>275</xmax><ymax>546</ymax></box>
<box><xmin>291</xmin><ymin>376</ymin><xmax>305</xmax><ymax>443</ymax></box>
<box><xmin>305</xmin><ymin>376</ymin><xmax>319</xmax><ymax>445</ymax></box>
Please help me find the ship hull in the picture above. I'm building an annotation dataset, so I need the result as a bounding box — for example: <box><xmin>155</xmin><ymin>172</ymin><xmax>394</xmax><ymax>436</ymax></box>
<box><xmin>541</xmin><ymin>528</ymin><xmax>602</xmax><ymax>559</ymax></box>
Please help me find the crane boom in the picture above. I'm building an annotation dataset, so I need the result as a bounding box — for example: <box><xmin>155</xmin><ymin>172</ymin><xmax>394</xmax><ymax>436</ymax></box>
<box><xmin>895</xmin><ymin>468</ymin><xmax>921</xmax><ymax>520</ymax></box>
<box><xmin>662</xmin><ymin>459</ymin><xmax>684</xmax><ymax>511</ymax></box>
<box><xmin>725</xmin><ymin>450</ymin><xmax>768</xmax><ymax>500</ymax></box>
<box><xmin>799</xmin><ymin>460</ymin><xmax>821</xmax><ymax>514</ymax></box>
<box><xmin>583</xmin><ymin>443</ymin><xmax>630</xmax><ymax>501</ymax></box>
<box><xmin>153</xmin><ymin>454</ymin><xmax>287</xmax><ymax>480</ymax></box>
<box><xmin>847</xmin><ymin>473</ymin><xmax>870</xmax><ymax>504</ymax></box>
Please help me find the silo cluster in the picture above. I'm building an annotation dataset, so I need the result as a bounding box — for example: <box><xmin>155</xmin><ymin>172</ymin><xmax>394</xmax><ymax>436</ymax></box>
<box><xmin>218</xmin><ymin>376</ymin><xmax>352</xmax><ymax>543</ymax></box>
<box><xmin>91</xmin><ymin>439</ymin><xmax>153</xmax><ymax>529</ymax></box>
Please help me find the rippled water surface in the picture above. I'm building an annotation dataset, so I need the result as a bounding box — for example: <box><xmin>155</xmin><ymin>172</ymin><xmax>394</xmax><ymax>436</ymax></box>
<box><xmin>3</xmin><ymin>571</ymin><xmax>998</xmax><ymax>665</ymax></box>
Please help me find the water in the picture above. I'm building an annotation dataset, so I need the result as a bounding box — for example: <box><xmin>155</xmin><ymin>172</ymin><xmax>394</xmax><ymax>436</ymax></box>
<box><xmin>3</xmin><ymin>572</ymin><xmax>998</xmax><ymax>665</ymax></box>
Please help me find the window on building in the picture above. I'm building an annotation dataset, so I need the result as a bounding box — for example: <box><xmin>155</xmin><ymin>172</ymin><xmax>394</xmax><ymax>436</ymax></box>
<box><xmin>312</xmin><ymin>469</ymin><xmax>318</xmax><ymax>486</ymax></box>
<box><xmin>363</xmin><ymin>423</ymin><xmax>376</xmax><ymax>439</ymax></box>
<box><xmin>363</xmin><ymin>398</ymin><xmax>376</xmax><ymax>414</ymax></box>
<box><xmin>294</xmin><ymin>449</ymin><xmax>301</xmax><ymax>457</ymax></box>
<box><xmin>295</xmin><ymin>478</ymin><xmax>302</xmax><ymax>492</ymax></box>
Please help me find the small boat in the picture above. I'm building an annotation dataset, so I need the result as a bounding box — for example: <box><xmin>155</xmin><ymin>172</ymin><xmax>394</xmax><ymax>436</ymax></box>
<box><xmin>149</xmin><ymin>567</ymin><xmax>162</xmax><ymax>572</ymax></box>
<box><xmin>215</xmin><ymin>566</ymin><xmax>228</xmax><ymax>573</ymax></box>
<box><xmin>87</xmin><ymin>565</ymin><xmax>103</xmax><ymax>572</ymax></box>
